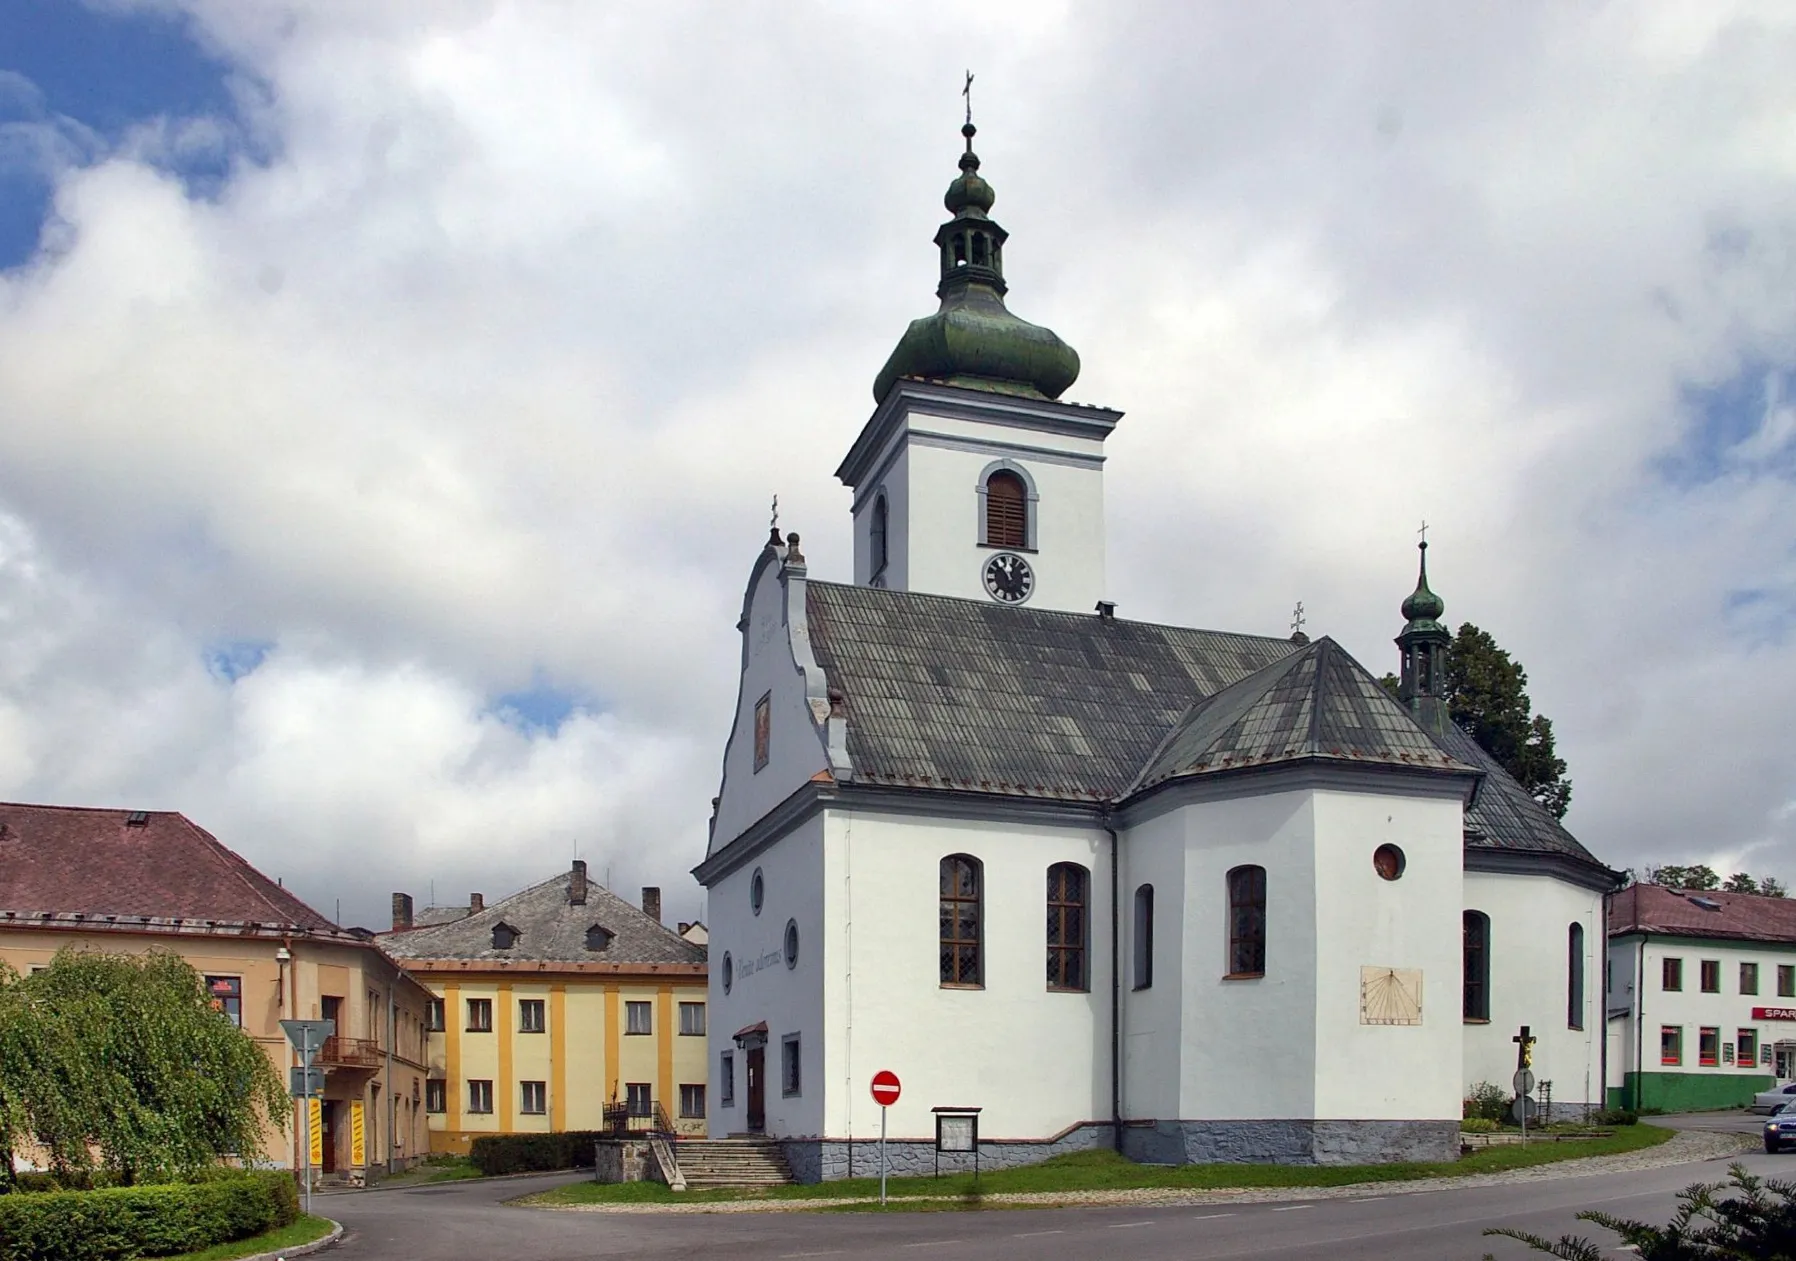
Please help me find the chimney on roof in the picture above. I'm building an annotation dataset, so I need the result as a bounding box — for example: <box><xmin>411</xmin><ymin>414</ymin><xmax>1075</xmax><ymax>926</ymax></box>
<box><xmin>570</xmin><ymin>860</ymin><xmax>588</xmax><ymax>906</ymax></box>
<box><xmin>391</xmin><ymin>892</ymin><xmax>413</xmax><ymax>931</ymax></box>
<box><xmin>1095</xmin><ymin>600</ymin><xmax>1116</xmax><ymax>620</ymax></box>
<box><xmin>470</xmin><ymin>893</ymin><xmax>484</xmax><ymax>914</ymax></box>
<box><xmin>642</xmin><ymin>886</ymin><xmax>662</xmax><ymax>924</ymax></box>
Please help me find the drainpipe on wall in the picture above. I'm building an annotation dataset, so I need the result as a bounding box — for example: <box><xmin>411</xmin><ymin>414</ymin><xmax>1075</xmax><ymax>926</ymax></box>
<box><xmin>1598</xmin><ymin>887</ymin><xmax>1613</xmax><ymax>1115</ymax></box>
<box><xmin>1106</xmin><ymin>820</ymin><xmax>1121</xmax><ymax>1154</ymax></box>
<box><xmin>386</xmin><ymin>981</ymin><xmax>397</xmax><ymax>1175</ymax></box>
<box><xmin>1635</xmin><ymin>932</ymin><xmax>1647</xmax><ymax>1112</ymax></box>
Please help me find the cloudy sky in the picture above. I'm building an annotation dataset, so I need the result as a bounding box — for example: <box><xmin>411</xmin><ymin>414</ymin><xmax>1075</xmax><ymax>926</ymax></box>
<box><xmin>1</xmin><ymin>1</ymin><xmax>1793</xmax><ymax>928</ymax></box>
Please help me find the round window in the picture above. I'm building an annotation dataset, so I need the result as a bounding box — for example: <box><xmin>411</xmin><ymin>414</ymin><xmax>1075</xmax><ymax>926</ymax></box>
<box><xmin>721</xmin><ymin>951</ymin><xmax>734</xmax><ymax>994</ymax></box>
<box><xmin>1373</xmin><ymin>844</ymin><xmax>1406</xmax><ymax>881</ymax></box>
<box><xmin>750</xmin><ymin>868</ymin><xmax>765</xmax><ymax>915</ymax></box>
<box><xmin>784</xmin><ymin>919</ymin><xmax>799</xmax><ymax>969</ymax></box>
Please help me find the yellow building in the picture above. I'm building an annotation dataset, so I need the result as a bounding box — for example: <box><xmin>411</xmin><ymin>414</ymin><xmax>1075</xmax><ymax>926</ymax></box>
<box><xmin>383</xmin><ymin>862</ymin><xmax>708</xmax><ymax>1152</ymax></box>
<box><xmin>0</xmin><ymin>803</ymin><xmax>434</xmax><ymax>1178</ymax></box>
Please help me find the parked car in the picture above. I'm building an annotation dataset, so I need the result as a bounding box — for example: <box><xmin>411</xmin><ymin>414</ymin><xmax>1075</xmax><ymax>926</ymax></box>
<box><xmin>1752</xmin><ymin>1081</ymin><xmax>1796</xmax><ymax>1114</ymax></box>
<box><xmin>1767</xmin><ymin>1111</ymin><xmax>1796</xmax><ymax>1152</ymax></box>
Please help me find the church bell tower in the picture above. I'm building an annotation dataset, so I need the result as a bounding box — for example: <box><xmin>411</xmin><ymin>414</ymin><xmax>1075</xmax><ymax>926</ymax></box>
<box><xmin>834</xmin><ymin>115</ymin><xmax>1121</xmax><ymax>614</ymax></box>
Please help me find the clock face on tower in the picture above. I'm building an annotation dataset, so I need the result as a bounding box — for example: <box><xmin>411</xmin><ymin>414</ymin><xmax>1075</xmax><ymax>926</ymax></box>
<box><xmin>982</xmin><ymin>552</ymin><xmax>1034</xmax><ymax>604</ymax></box>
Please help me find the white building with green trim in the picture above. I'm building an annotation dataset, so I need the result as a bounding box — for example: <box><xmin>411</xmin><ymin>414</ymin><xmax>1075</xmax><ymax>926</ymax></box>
<box><xmin>1607</xmin><ymin>883</ymin><xmax>1796</xmax><ymax>1111</ymax></box>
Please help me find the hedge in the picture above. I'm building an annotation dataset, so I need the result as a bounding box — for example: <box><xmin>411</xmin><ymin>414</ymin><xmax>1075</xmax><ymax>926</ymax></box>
<box><xmin>468</xmin><ymin>1132</ymin><xmax>603</xmax><ymax>1176</ymax></box>
<box><xmin>0</xmin><ymin>1172</ymin><xmax>297</xmax><ymax>1261</ymax></box>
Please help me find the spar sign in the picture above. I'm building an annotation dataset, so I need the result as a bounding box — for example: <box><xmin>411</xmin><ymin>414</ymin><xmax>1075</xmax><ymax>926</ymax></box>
<box><xmin>1753</xmin><ymin>1007</ymin><xmax>1796</xmax><ymax>1021</ymax></box>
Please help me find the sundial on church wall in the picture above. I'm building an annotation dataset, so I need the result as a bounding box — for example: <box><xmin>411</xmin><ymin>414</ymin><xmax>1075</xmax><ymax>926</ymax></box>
<box><xmin>1360</xmin><ymin>967</ymin><xmax>1424</xmax><ymax>1026</ymax></box>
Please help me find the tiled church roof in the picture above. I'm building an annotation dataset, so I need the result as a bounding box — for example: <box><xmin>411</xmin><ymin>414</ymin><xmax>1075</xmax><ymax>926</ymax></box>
<box><xmin>1610</xmin><ymin>882</ymin><xmax>1796</xmax><ymax>943</ymax></box>
<box><xmin>803</xmin><ymin>581</ymin><xmax>1607</xmax><ymax>872</ymax></box>
<box><xmin>1131</xmin><ymin>636</ymin><xmax>1472</xmax><ymax>790</ymax></box>
<box><xmin>0</xmin><ymin>802</ymin><xmax>340</xmax><ymax>935</ymax></box>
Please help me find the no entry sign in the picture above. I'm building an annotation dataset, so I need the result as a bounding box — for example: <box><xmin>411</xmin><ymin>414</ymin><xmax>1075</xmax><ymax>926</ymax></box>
<box><xmin>870</xmin><ymin>1070</ymin><xmax>901</xmax><ymax>1107</ymax></box>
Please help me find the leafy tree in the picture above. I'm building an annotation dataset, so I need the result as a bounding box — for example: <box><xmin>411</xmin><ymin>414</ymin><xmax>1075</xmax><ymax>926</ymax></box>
<box><xmin>1641</xmin><ymin>865</ymin><xmax>1787</xmax><ymax>898</ymax></box>
<box><xmin>1647</xmin><ymin>864</ymin><xmax>1721</xmax><ymax>891</ymax></box>
<box><xmin>1483</xmin><ymin>1163</ymin><xmax>1796</xmax><ymax>1259</ymax></box>
<box><xmin>1380</xmin><ymin>624</ymin><xmax>1573</xmax><ymax>818</ymax></box>
<box><xmin>0</xmin><ymin>949</ymin><xmax>286</xmax><ymax>1184</ymax></box>
<box><xmin>1443</xmin><ymin>624</ymin><xmax>1572</xmax><ymax>819</ymax></box>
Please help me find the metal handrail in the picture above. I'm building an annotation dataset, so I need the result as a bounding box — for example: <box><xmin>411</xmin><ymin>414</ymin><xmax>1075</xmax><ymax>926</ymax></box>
<box><xmin>317</xmin><ymin>1035</ymin><xmax>382</xmax><ymax>1068</ymax></box>
<box><xmin>602</xmin><ymin>1099</ymin><xmax>677</xmax><ymax>1139</ymax></box>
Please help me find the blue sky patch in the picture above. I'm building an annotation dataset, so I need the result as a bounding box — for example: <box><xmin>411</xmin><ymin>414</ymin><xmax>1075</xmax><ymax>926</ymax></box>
<box><xmin>490</xmin><ymin>678</ymin><xmax>594</xmax><ymax>735</ymax></box>
<box><xmin>1659</xmin><ymin>362</ymin><xmax>1796</xmax><ymax>488</ymax></box>
<box><xmin>0</xmin><ymin>1</ymin><xmax>247</xmax><ymax>269</ymax></box>
<box><xmin>204</xmin><ymin>639</ymin><xmax>273</xmax><ymax>683</ymax></box>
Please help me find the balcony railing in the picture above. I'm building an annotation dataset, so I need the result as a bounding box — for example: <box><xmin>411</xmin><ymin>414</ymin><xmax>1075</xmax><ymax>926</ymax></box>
<box><xmin>317</xmin><ymin>1035</ymin><xmax>382</xmax><ymax>1069</ymax></box>
<box><xmin>602</xmin><ymin>1100</ymin><xmax>675</xmax><ymax>1138</ymax></box>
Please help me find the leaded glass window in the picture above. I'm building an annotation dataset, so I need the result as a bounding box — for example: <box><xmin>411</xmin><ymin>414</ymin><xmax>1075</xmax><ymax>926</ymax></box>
<box><xmin>940</xmin><ymin>855</ymin><xmax>982</xmax><ymax>986</ymax></box>
<box><xmin>1227</xmin><ymin>865</ymin><xmax>1266</xmax><ymax>977</ymax></box>
<box><xmin>1046</xmin><ymin>863</ymin><xmax>1089</xmax><ymax>991</ymax></box>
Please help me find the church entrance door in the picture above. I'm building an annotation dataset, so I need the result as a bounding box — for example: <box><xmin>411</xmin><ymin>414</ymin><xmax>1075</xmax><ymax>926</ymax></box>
<box><xmin>746</xmin><ymin>1047</ymin><xmax>765</xmax><ymax>1132</ymax></box>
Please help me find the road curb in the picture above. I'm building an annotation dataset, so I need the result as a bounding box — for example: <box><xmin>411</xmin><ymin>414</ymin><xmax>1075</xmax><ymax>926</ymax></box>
<box><xmin>230</xmin><ymin>1219</ymin><xmax>342</xmax><ymax>1260</ymax></box>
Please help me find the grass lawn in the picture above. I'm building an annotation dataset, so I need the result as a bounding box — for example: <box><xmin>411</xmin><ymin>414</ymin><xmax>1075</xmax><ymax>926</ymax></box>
<box><xmin>516</xmin><ymin>1122</ymin><xmax>1674</xmax><ymax>1210</ymax></box>
<box><xmin>373</xmin><ymin>1154</ymin><xmax>483</xmax><ymax>1187</ymax></box>
<box><xmin>161</xmin><ymin>1215</ymin><xmax>334</xmax><ymax>1260</ymax></box>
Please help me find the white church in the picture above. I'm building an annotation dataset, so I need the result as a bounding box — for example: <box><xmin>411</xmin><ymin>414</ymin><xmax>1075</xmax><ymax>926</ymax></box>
<box><xmin>692</xmin><ymin>120</ymin><xmax>1619</xmax><ymax>1179</ymax></box>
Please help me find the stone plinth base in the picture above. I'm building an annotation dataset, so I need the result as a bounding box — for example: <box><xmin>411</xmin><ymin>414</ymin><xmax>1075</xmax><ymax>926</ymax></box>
<box><xmin>1121</xmin><ymin>1118</ymin><xmax>1460</xmax><ymax>1166</ymax></box>
<box><xmin>780</xmin><ymin>1123</ymin><xmax>1114</xmax><ymax>1184</ymax></box>
<box><xmin>593</xmin><ymin>1138</ymin><xmax>661</xmax><ymax>1184</ymax></box>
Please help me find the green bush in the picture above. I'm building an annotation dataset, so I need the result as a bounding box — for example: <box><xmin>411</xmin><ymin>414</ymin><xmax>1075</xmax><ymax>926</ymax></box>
<box><xmin>1460</xmin><ymin>1118</ymin><xmax>1500</xmax><ymax>1133</ymax></box>
<box><xmin>1464</xmin><ymin>1081</ymin><xmax>1510</xmax><ymax>1122</ymax></box>
<box><xmin>1590</xmin><ymin>1108</ymin><xmax>1638</xmax><ymax>1127</ymax></box>
<box><xmin>0</xmin><ymin>1171</ymin><xmax>296</xmax><ymax>1261</ymax></box>
<box><xmin>468</xmin><ymin>1131</ymin><xmax>604</xmax><ymax>1176</ymax></box>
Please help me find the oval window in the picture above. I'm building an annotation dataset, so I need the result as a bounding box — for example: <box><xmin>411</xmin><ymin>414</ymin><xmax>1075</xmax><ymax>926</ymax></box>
<box><xmin>721</xmin><ymin>951</ymin><xmax>734</xmax><ymax>994</ymax></box>
<box><xmin>784</xmin><ymin>919</ymin><xmax>799</xmax><ymax>969</ymax></box>
<box><xmin>750</xmin><ymin>868</ymin><xmax>765</xmax><ymax>916</ymax></box>
<box><xmin>1373</xmin><ymin>844</ymin><xmax>1406</xmax><ymax>881</ymax></box>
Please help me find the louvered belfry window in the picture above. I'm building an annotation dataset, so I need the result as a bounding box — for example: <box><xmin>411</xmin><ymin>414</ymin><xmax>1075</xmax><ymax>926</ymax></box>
<box><xmin>985</xmin><ymin>471</ymin><xmax>1027</xmax><ymax>548</ymax></box>
<box><xmin>940</xmin><ymin>855</ymin><xmax>983</xmax><ymax>986</ymax></box>
<box><xmin>1046</xmin><ymin>863</ymin><xmax>1089</xmax><ymax>991</ymax></box>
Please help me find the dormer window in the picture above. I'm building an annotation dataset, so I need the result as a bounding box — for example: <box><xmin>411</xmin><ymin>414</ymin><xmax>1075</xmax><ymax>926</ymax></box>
<box><xmin>491</xmin><ymin>922</ymin><xmax>518</xmax><ymax>950</ymax></box>
<box><xmin>584</xmin><ymin>924</ymin><xmax>613</xmax><ymax>952</ymax></box>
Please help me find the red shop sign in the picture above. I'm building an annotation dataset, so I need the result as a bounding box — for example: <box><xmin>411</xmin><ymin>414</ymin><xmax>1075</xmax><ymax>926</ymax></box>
<box><xmin>1752</xmin><ymin>1007</ymin><xmax>1796</xmax><ymax>1021</ymax></box>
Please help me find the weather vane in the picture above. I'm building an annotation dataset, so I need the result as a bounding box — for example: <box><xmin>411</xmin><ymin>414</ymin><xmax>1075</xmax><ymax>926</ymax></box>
<box><xmin>963</xmin><ymin>69</ymin><xmax>975</xmax><ymax>126</ymax></box>
<box><xmin>1291</xmin><ymin>601</ymin><xmax>1306</xmax><ymax>637</ymax></box>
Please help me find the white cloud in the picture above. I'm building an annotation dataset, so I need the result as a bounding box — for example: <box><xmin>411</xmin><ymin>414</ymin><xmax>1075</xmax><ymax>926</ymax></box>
<box><xmin>3</xmin><ymin>1</ymin><xmax>1796</xmax><ymax>923</ymax></box>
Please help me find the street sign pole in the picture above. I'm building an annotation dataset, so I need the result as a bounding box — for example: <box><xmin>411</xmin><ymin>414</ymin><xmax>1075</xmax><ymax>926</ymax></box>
<box><xmin>868</xmin><ymin>1070</ymin><xmax>902</xmax><ymax>1209</ymax></box>
<box><xmin>280</xmin><ymin>1018</ymin><xmax>335</xmax><ymax>1220</ymax></box>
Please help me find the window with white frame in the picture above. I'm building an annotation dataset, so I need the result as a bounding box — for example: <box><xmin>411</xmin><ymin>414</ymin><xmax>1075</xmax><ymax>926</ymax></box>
<box><xmin>520</xmin><ymin>1081</ymin><xmax>546</xmax><ymax>1114</ymax></box>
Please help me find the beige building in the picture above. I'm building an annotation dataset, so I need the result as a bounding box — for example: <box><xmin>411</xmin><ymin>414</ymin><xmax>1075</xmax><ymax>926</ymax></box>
<box><xmin>0</xmin><ymin>803</ymin><xmax>433</xmax><ymax>1178</ymax></box>
<box><xmin>384</xmin><ymin>862</ymin><xmax>708</xmax><ymax>1152</ymax></box>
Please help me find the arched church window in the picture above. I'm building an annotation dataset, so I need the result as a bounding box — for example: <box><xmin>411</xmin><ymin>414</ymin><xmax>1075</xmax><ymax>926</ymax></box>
<box><xmin>1464</xmin><ymin>911</ymin><xmax>1491</xmax><ymax>1021</ymax></box>
<box><xmin>985</xmin><ymin>471</ymin><xmax>1028</xmax><ymax>549</ymax></box>
<box><xmin>1568</xmin><ymin>922</ymin><xmax>1585</xmax><ymax>1030</ymax></box>
<box><xmin>940</xmin><ymin>855</ymin><xmax>982</xmax><ymax>987</ymax></box>
<box><xmin>870</xmin><ymin>493</ymin><xmax>889</xmax><ymax>578</ymax></box>
<box><xmin>1046</xmin><ymin>863</ymin><xmax>1088</xmax><ymax>991</ymax></box>
<box><xmin>1133</xmin><ymin>884</ymin><xmax>1154</xmax><ymax>990</ymax></box>
<box><xmin>1226</xmin><ymin>866</ymin><xmax>1266</xmax><ymax>978</ymax></box>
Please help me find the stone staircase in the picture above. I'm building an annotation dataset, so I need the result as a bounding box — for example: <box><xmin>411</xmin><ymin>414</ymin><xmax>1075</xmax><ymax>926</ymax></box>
<box><xmin>669</xmin><ymin>1138</ymin><xmax>794</xmax><ymax>1190</ymax></box>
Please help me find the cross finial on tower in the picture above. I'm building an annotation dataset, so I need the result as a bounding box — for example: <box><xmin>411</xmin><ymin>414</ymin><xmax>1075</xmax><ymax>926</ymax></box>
<box><xmin>771</xmin><ymin>495</ymin><xmax>779</xmax><ymax>531</ymax></box>
<box><xmin>767</xmin><ymin>494</ymin><xmax>783</xmax><ymax>547</ymax></box>
<box><xmin>1418</xmin><ymin>519</ymin><xmax>1429</xmax><ymax>547</ymax></box>
<box><xmin>1291</xmin><ymin>601</ymin><xmax>1306</xmax><ymax>636</ymax></box>
<box><xmin>963</xmin><ymin>70</ymin><xmax>975</xmax><ymax>127</ymax></box>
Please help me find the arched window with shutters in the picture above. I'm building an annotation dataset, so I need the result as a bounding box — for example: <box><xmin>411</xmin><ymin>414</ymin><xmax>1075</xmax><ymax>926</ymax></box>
<box><xmin>1226</xmin><ymin>866</ymin><xmax>1266</xmax><ymax>977</ymax></box>
<box><xmin>1464</xmin><ymin>911</ymin><xmax>1491</xmax><ymax>1021</ymax></box>
<box><xmin>977</xmin><ymin>461</ymin><xmax>1037</xmax><ymax>550</ymax></box>
<box><xmin>1568</xmin><ymin>922</ymin><xmax>1585</xmax><ymax>1029</ymax></box>
<box><xmin>1133</xmin><ymin>885</ymin><xmax>1154</xmax><ymax>990</ymax></box>
<box><xmin>940</xmin><ymin>855</ymin><xmax>982</xmax><ymax>987</ymax></box>
<box><xmin>1046</xmin><ymin>863</ymin><xmax>1089</xmax><ymax>991</ymax></box>
<box><xmin>869</xmin><ymin>493</ymin><xmax>889</xmax><ymax>579</ymax></box>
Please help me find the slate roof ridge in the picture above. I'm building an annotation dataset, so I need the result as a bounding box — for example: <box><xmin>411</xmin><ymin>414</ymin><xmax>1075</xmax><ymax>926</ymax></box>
<box><xmin>804</xmin><ymin>577</ymin><xmax>1299</xmax><ymax>647</ymax></box>
<box><xmin>381</xmin><ymin>869</ymin><xmax>704</xmax><ymax>966</ymax></box>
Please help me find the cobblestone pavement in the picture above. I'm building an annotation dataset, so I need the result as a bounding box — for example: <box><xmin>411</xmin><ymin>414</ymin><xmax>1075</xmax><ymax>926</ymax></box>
<box><xmin>535</xmin><ymin>1127</ymin><xmax>1756</xmax><ymax>1214</ymax></box>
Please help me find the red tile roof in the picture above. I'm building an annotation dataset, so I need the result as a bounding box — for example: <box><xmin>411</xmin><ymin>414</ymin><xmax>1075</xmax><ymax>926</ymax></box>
<box><xmin>1610</xmin><ymin>882</ymin><xmax>1796</xmax><ymax>944</ymax></box>
<box><xmin>0</xmin><ymin>802</ymin><xmax>338</xmax><ymax>934</ymax></box>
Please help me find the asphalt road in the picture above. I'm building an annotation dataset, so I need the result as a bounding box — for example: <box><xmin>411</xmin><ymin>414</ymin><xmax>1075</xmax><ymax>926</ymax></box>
<box><xmin>324</xmin><ymin>1144</ymin><xmax>1785</xmax><ymax>1261</ymax></box>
